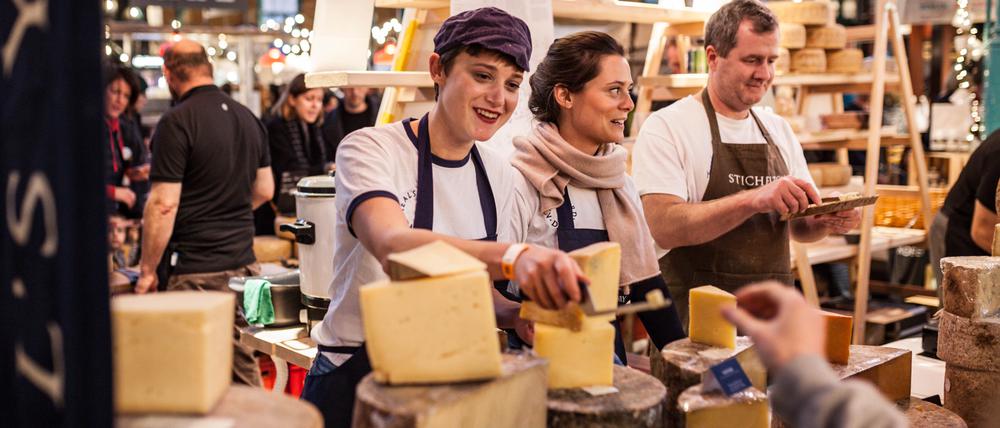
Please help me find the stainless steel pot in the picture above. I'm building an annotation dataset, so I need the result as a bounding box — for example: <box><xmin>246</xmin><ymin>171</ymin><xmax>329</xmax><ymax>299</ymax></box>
<box><xmin>228</xmin><ymin>270</ymin><xmax>304</xmax><ymax>327</ymax></box>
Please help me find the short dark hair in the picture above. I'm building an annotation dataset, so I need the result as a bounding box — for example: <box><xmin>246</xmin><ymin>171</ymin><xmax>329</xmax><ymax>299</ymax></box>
<box><xmin>528</xmin><ymin>31</ymin><xmax>624</xmax><ymax>124</ymax></box>
<box><xmin>434</xmin><ymin>44</ymin><xmax>522</xmax><ymax>99</ymax></box>
<box><xmin>704</xmin><ymin>0</ymin><xmax>778</xmax><ymax>58</ymax></box>
<box><xmin>103</xmin><ymin>62</ymin><xmax>141</xmax><ymax>108</ymax></box>
<box><xmin>163</xmin><ymin>44</ymin><xmax>213</xmax><ymax>82</ymax></box>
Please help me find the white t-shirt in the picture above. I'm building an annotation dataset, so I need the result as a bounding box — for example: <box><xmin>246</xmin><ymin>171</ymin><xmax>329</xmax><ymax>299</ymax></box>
<box><xmin>632</xmin><ymin>95</ymin><xmax>816</xmax><ymax>203</ymax></box>
<box><xmin>311</xmin><ymin>119</ymin><xmax>517</xmax><ymax>362</ymax></box>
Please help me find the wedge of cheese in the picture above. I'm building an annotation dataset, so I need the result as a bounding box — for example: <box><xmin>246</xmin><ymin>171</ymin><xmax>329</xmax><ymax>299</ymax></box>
<box><xmin>822</xmin><ymin>311</ymin><xmax>853</xmax><ymax>364</ymax></box>
<box><xmin>689</xmin><ymin>286</ymin><xmax>737</xmax><ymax>349</ymax></box>
<box><xmin>678</xmin><ymin>384</ymin><xmax>770</xmax><ymax>428</ymax></box>
<box><xmin>386</xmin><ymin>240</ymin><xmax>487</xmax><ymax>281</ymax></box>
<box><xmin>113</xmin><ymin>291</ymin><xmax>233</xmax><ymax>414</ymax></box>
<box><xmin>571</xmin><ymin>242</ymin><xmax>621</xmax><ymax>321</ymax></box>
<box><xmin>533</xmin><ymin>319</ymin><xmax>615</xmax><ymax>389</ymax></box>
<box><xmin>361</xmin><ymin>270</ymin><xmax>502</xmax><ymax>384</ymax></box>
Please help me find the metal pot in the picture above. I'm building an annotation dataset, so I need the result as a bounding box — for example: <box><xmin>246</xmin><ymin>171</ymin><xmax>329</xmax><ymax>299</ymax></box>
<box><xmin>228</xmin><ymin>270</ymin><xmax>304</xmax><ymax>327</ymax></box>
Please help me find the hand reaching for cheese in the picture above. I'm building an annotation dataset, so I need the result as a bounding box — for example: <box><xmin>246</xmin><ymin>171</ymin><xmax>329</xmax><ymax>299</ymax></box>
<box><xmin>746</xmin><ymin>176</ymin><xmax>821</xmax><ymax>215</ymax></box>
<box><xmin>513</xmin><ymin>246</ymin><xmax>585</xmax><ymax>310</ymax></box>
<box><xmin>721</xmin><ymin>281</ymin><xmax>824</xmax><ymax>372</ymax></box>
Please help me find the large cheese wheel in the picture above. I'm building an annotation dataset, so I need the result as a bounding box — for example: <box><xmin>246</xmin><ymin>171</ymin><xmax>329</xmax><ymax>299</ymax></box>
<box><xmin>806</xmin><ymin>24</ymin><xmax>847</xmax><ymax>49</ymax></box>
<box><xmin>943</xmin><ymin>365</ymin><xmax>1000</xmax><ymax>428</ymax></box>
<box><xmin>252</xmin><ymin>235</ymin><xmax>292</xmax><ymax>263</ymax></box>
<box><xmin>776</xmin><ymin>48</ymin><xmax>791</xmax><ymax>75</ymax></box>
<box><xmin>826</xmin><ymin>48</ymin><xmax>864</xmax><ymax>73</ymax></box>
<box><xmin>937</xmin><ymin>310</ymin><xmax>1000</xmax><ymax>371</ymax></box>
<box><xmin>779</xmin><ymin>23</ymin><xmax>806</xmax><ymax>49</ymax></box>
<box><xmin>791</xmin><ymin>48</ymin><xmax>827</xmax><ymax>73</ymax></box>
<box><xmin>940</xmin><ymin>256</ymin><xmax>1000</xmax><ymax>318</ymax></box>
<box><xmin>809</xmin><ymin>163</ymin><xmax>853</xmax><ymax>187</ymax></box>
<box><xmin>767</xmin><ymin>1</ymin><xmax>831</xmax><ymax>25</ymax></box>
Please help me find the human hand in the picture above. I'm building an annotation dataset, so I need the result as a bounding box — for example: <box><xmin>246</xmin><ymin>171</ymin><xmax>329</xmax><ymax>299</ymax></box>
<box><xmin>513</xmin><ymin>245</ymin><xmax>585</xmax><ymax>310</ymax></box>
<box><xmin>125</xmin><ymin>164</ymin><xmax>150</xmax><ymax>181</ymax></box>
<box><xmin>115</xmin><ymin>187</ymin><xmax>137</xmax><ymax>208</ymax></box>
<box><xmin>746</xmin><ymin>176</ymin><xmax>820</xmax><ymax>215</ymax></box>
<box><xmin>513</xmin><ymin>316</ymin><xmax>535</xmax><ymax>346</ymax></box>
<box><xmin>814</xmin><ymin>208</ymin><xmax>861</xmax><ymax>234</ymax></box>
<box><xmin>721</xmin><ymin>281</ymin><xmax>825</xmax><ymax>372</ymax></box>
<box><xmin>135</xmin><ymin>270</ymin><xmax>158</xmax><ymax>294</ymax></box>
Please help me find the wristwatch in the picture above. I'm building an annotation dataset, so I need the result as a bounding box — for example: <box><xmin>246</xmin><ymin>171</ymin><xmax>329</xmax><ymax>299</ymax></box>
<box><xmin>501</xmin><ymin>243</ymin><xmax>530</xmax><ymax>280</ymax></box>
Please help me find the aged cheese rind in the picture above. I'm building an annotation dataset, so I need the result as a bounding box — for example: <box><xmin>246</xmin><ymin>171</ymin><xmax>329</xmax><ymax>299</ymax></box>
<box><xmin>361</xmin><ymin>270</ymin><xmax>502</xmax><ymax>384</ymax></box>
<box><xmin>519</xmin><ymin>301</ymin><xmax>584</xmax><ymax>331</ymax></box>
<box><xmin>791</xmin><ymin>48</ymin><xmax>827</xmax><ymax>73</ymax></box>
<box><xmin>678</xmin><ymin>384</ymin><xmax>769</xmax><ymax>428</ymax></box>
<box><xmin>944</xmin><ymin>364</ymin><xmax>1000</xmax><ymax>428</ymax></box>
<box><xmin>822</xmin><ymin>311</ymin><xmax>853</xmax><ymax>364</ymax></box>
<box><xmin>779</xmin><ymin>23</ymin><xmax>806</xmax><ymax>49</ymax></box>
<box><xmin>386</xmin><ymin>240</ymin><xmax>487</xmax><ymax>281</ymax></box>
<box><xmin>992</xmin><ymin>224</ymin><xmax>999</xmax><ymax>256</ymax></box>
<box><xmin>937</xmin><ymin>310</ymin><xmax>1000</xmax><ymax>371</ymax></box>
<box><xmin>826</xmin><ymin>48</ymin><xmax>864</xmax><ymax>74</ymax></box>
<box><xmin>776</xmin><ymin>48</ymin><xmax>791</xmax><ymax>75</ymax></box>
<box><xmin>689</xmin><ymin>285</ymin><xmax>737</xmax><ymax>348</ymax></box>
<box><xmin>113</xmin><ymin>291</ymin><xmax>234</xmax><ymax>414</ymax></box>
<box><xmin>833</xmin><ymin>345</ymin><xmax>912</xmax><ymax>401</ymax></box>
<box><xmin>805</xmin><ymin>24</ymin><xmax>847</xmax><ymax>49</ymax></box>
<box><xmin>534</xmin><ymin>319</ymin><xmax>615</xmax><ymax>389</ymax></box>
<box><xmin>940</xmin><ymin>256</ymin><xmax>1000</xmax><ymax>319</ymax></box>
<box><xmin>570</xmin><ymin>242</ymin><xmax>622</xmax><ymax>322</ymax></box>
<box><xmin>767</xmin><ymin>1</ymin><xmax>831</xmax><ymax>25</ymax></box>
<box><xmin>252</xmin><ymin>235</ymin><xmax>292</xmax><ymax>263</ymax></box>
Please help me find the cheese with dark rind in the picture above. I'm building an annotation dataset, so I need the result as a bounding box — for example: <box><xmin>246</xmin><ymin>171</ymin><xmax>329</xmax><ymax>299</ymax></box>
<box><xmin>943</xmin><ymin>364</ymin><xmax>1000</xmax><ymax>428</ymax></box>
<box><xmin>937</xmin><ymin>310</ymin><xmax>1000</xmax><ymax>371</ymax></box>
<box><xmin>940</xmin><ymin>256</ymin><xmax>1000</xmax><ymax>320</ymax></box>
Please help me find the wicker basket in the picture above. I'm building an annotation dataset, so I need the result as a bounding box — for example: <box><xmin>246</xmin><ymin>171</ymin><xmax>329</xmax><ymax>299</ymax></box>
<box><xmin>874</xmin><ymin>187</ymin><xmax>947</xmax><ymax>229</ymax></box>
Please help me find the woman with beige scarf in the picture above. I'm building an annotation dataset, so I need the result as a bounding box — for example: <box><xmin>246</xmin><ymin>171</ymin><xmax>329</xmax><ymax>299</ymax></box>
<box><xmin>507</xmin><ymin>31</ymin><xmax>686</xmax><ymax>362</ymax></box>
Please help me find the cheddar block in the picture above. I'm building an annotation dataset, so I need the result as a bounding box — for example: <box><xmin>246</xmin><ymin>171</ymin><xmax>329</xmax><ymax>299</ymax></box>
<box><xmin>791</xmin><ymin>48</ymin><xmax>827</xmax><ymax>73</ymax></box>
<box><xmin>113</xmin><ymin>291</ymin><xmax>234</xmax><ymax>414</ymax></box>
<box><xmin>570</xmin><ymin>242</ymin><xmax>622</xmax><ymax>322</ymax></box>
<box><xmin>678</xmin><ymin>384</ymin><xmax>769</xmax><ymax>428</ymax></box>
<box><xmin>519</xmin><ymin>301</ymin><xmax>584</xmax><ymax>331</ymax></box>
<box><xmin>767</xmin><ymin>1</ymin><xmax>832</xmax><ymax>25</ymax></box>
<box><xmin>386</xmin><ymin>240</ymin><xmax>487</xmax><ymax>281</ymax></box>
<box><xmin>822</xmin><ymin>311</ymin><xmax>853</xmax><ymax>364</ymax></box>
<box><xmin>252</xmin><ymin>235</ymin><xmax>292</xmax><ymax>263</ymax></box>
<box><xmin>940</xmin><ymin>256</ymin><xmax>1000</xmax><ymax>320</ymax></box>
<box><xmin>826</xmin><ymin>48</ymin><xmax>864</xmax><ymax>74</ymax></box>
<box><xmin>805</xmin><ymin>24</ymin><xmax>847</xmax><ymax>49</ymax></box>
<box><xmin>360</xmin><ymin>270</ymin><xmax>502</xmax><ymax>384</ymax></box>
<box><xmin>832</xmin><ymin>345</ymin><xmax>912</xmax><ymax>401</ymax></box>
<box><xmin>937</xmin><ymin>310</ymin><xmax>1000</xmax><ymax>371</ymax></box>
<box><xmin>689</xmin><ymin>286</ymin><xmax>736</xmax><ymax>348</ymax></box>
<box><xmin>779</xmin><ymin>23</ymin><xmax>806</xmax><ymax>49</ymax></box>
<box><xmin>943</xmin><ymin>364</ymin><xmax>1000</xmax><ymax>428</ymax></box>
<box><xmin>534</xmin><ymin>319</ymin><xmax>615</xmax><ymax>389</ymax></box>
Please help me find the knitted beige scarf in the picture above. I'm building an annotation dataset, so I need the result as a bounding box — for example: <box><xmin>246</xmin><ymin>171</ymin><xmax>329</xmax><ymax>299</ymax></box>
<box><xmin>511</xmin><ymin>122</ymin><xmax>660</xmax><ymax>286</ymax></box>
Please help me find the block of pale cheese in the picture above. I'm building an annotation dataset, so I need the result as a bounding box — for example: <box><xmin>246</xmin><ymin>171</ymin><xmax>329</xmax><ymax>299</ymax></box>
<box><xmin>806</xmin><ymin>24</ymin><xmax>847</xmax><ymax>49</ymax></box>
<box><xmin>519</xmin><ymin>242</ymin><xmax>622</xmax><ymax>329</ymax></box>
<box><xmin>386</xmin><ymin>240</ymin><xmax>487</xmax><ymax>281</ymax></box>
<box><xmin>826</xmin><ymin>48</ymin><xmax>864</xmax><ymax>74</ymax></box>
<box><xmin>677</xmin><ymin>384</ymin><xmax>769</xmax><ymax>428</ymax></box>
<box><xmin>776</xmin><ymin>48</ymin><xmax>791</xmax><ymax>75</ymax></box>
<box><xmin>822</xmin><ymin>311</ymin><xmax>853</xmax><ymax>364</ymax></box>
<box><xmin>779</xmin><ymin>23</ymin><xmax>806</xmax><ymax>49</ymax></box>
<box><xmin>944</xmin><ymin>364</ymin><xmax>1000</xmax><ymax>428</ymax></box>
<box><xmin>791</xmin><ymin>48</ymin><xmax>827</xmax><ymax>73</ymax></box>
<box><xmin>653</xmin><ymin>337</ymin><xmax>766</xmax><ymax>427</ymax></box>
<box><xmin>937</xmin><ymin>310</ymin><xmax>1000</xmax><ymax>371</ymax></box>
<box><xmin>940</xmin><ymin>256</ymin><xmax>1000</xmax><ymax>320</ymax></box>
<box><xmin>832</xmin><ymin>345</ymin><xmax>912</xmax><ymax>401</ymax></box>
<box><xmin>252</xmin><ymin>235</ymin><xmax>292</xmax><ymax>263</ymax></box>
<box><xmin>689</xmin><ymin>285</ymin><xmax>737</xmax><ymax>348</ymax></box>
<box><xmin>767</xmin><ymin>1</ymin><xmax>832</xmax><ymax>25</ymax></box>
<box><xmin>360</xmin><ymin>270</ymin><xmax>502</xmax><ymax>384</ymax></box>
<box><xmin>533</xmin><ymin>318</ymin><xmax>615</xmax><ymax>389</ymax></box>
<box><xmin>113</xmin><ymin>291</ymin><xmax>233</xmax><ymax>414</ymax></box>
<box><xmin>353</xmin><ymin>353</ymin><xmax>548</xmax><ymax>428</ymax></box>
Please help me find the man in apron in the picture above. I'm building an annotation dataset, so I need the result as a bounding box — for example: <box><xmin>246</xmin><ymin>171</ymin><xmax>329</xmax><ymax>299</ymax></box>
<box><xmin>632</xmin><ymin>0</ymin><xmax>861</xmax><ymax>325</ymax></box>
<box><xmin>301</xmin><ymin>8</ymin><xmax>586</xmax><ymax>427</ymax></box>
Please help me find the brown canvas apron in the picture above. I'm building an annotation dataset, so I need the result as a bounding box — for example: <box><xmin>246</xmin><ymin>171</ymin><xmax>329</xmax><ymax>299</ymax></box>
<box><xmin>660</xmin><ymin>89</ymin><xmax>794</xmax><ymax>327</ymax></box>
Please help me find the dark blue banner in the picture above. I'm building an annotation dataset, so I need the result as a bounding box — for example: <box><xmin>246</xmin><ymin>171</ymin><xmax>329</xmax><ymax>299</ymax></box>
<box><xmin>1</xmin><ymin>1</ymin><xmax>111</xmax><ymax>427</ymax></box>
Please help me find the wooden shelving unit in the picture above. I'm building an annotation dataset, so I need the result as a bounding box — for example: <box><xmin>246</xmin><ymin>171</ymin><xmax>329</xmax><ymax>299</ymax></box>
<box><xmin>374</xmin><ymin>0</ymin><xmax>711</xmax><ymax>25</ymax></box>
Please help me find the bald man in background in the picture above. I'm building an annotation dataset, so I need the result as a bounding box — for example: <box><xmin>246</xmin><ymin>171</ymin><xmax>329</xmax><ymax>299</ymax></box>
<box><xmin>136</xmin><ymin>40</ymin><xmax>274</xmax><ymax>386</ymax></box>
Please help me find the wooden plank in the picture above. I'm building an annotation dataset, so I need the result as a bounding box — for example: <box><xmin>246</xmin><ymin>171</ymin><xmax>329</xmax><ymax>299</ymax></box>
<box><xmin>374</xmin><ymin>0</ymin><xmax>711</xmax><ymax>24</ymax></box>
<box><xmin>631</xmin><ymin>22</ymin><xmax>670</xmax><ymax>134</ymax></box>
<box><xmin>304</xmin><ymin>71</ymin><xmax>434</xmax><ymax>89</ymax></box>
<box><xmin>638</xmin><ymin>73</ymin><xmax>901</xmax><ymax>92</ymax></box>
<box><xmin>844</xmin><ymin>23</ymin><xmax>911</xmax><ymax>42</ymax></box>
<box><xmin>793</xmin><ymin>240</ymin><xmax>820</xmax><ymax>307</ymax></box>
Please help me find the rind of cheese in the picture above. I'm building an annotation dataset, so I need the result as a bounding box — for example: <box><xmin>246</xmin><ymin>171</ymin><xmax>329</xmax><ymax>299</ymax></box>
<box><xmin>791</xmin><ymin>48</ymin><xmax>827</xmax><ymax>73</ymax></box>
<box><xmin>940</xmin><ymin>256</ymin><xmax>1000</xmax><ymax>319</ymax></box>
<box><xmin>806</xmin><ymin>24</ymin><xmax>847</xmax><ymax>49</ymax></box>
<box><xmin>779</xmin><ymin>23</ymin><xmax>806</xmax><ymax>49</ymax></box>
<box><xmin>937</xmin><ymin>310</ymin><xmax>1000</xmax><ymax>371</ymax></box>
<box><xmin>826</xmin><ymin>48</ymin><xmax>864</xmax><ymax>74</ymax></box>
<box><xmin>534</xmin><ymin>319</ymin><xmax>615</xmax><ymax>389</ymax></box>
<box><xmin>678</xmin><ymin>384</ymin><xmax>770</xmax><ymax>428</ymax></box>
<box><xmin>113</xmin><ymin>291</ymin><xmax>234</xmax><ymax>414</ymax></box>
<box><xmin>822</xmin><ymin>311</ymin><xmax>853</xmax><ymax>364</ymax></box>
<box><xmin>570</xmin><ymin>242</ymin><xmax>622</xmax><ymax>322</ymax></box>
<box><xmin>361</xmin><ymin>270</ymin><xmax>502</xmax><ymax>384</ymax></box>
<box><xmin>519</xmin><ymin>301</ymin><xmax>584</xmax><ymax>331</ymax></box>
<box><xmin>689</xmin><ymin>285</ymin><xmax>737</xmax><ymax>349</ymax></box>
<box><xmin>776</xmin><ymin>48</ymin><xmax>791</xmax><ymax>75</ymax></box>
<box><xmin>252</xmin><ymin>235</ymin><xmax>292</xmax><ymax>263</ymax></box>
<box><xmin>386</xmin><ymin>240</ymin><xmax>487</xmax><ymax>280</ymax></box>
<box><xmin>943</xmin><ymin>364</ymin><xmax>1000</xmax><ymax>427</ymax></box>
<box><xmin>992</xmin><ymin>224</ymin><xmax>999</xmax><ymax>256</ymax></box>
<box><xmin>767</xmin><ymin>1</ymin><xmax>832</xmax><ymax>25</ymax></box>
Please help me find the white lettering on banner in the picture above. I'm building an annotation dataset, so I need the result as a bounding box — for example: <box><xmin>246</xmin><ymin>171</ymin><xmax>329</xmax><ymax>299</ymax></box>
<box><xmin>15</xmin><ymin>321</ymin><xmax>64</xmax><ymax>407</ymax></box>
<box><xmin>728</xmin><ymin>173</ymin><xmax>784</xmax><ymax>189</ymax></box>
<box><xmin>1</xmin><ymin>0</ymin><xmax>48</xmax><ymax>77</ymax></box>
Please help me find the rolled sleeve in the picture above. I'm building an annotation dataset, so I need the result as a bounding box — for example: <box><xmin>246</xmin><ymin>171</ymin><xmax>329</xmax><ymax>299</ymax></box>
<box><xmin>632</xmin><ymin>115</ymin><xmax>689</xmax><ymax>200</ymax></box>
<box><xmin>335</xmin><ymin>132</ymin><xmax>400</xmax><ymax>235</ymax></box>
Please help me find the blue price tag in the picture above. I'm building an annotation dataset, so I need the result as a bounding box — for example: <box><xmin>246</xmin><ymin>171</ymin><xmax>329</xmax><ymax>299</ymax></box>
<box><xmin>708</xmin><ymin>358</ymin><xmax>752</xmax><ymax>396</ymax></box>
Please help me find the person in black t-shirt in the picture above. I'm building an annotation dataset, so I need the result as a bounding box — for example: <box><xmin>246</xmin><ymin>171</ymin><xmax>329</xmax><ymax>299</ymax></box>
<box><xmin>320</xmin><ymin>87</ymin><xmax>380</xmax><ymax>158</ymax></box>
<box><xmin>930</xmin><ymin>129</ymin><xmax>1000</xmax><ymax>284</ymax></box>
<box><xmin>136</xmin><ymin>39</ymin><xmax>273</xmax><ymax>387</ymax></box>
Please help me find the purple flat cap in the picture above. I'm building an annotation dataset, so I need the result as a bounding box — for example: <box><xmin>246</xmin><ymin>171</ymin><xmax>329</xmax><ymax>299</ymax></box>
<box><xmin>433</xmin><ymin>7</ymin><xmax>532</xmax><ymax>72</ymax></box>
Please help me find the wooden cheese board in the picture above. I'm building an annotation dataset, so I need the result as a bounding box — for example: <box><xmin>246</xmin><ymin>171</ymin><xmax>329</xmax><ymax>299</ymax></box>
<box><xmin>781</xmin><ymin>194</ymin><xmax>879</xmax><ymax>220</ymax></box>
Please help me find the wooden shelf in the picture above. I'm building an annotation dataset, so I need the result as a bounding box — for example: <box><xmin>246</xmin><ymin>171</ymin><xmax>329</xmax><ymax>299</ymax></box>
<box><xmin>374</xmin><ymin>0</ymin><xmax>711</xmax><ymax>24</ymax></box>
<box><xmin>640</xmin><ymin>73</ymin><xmax>901</xmax><ymax>96</ymax></box>
<box><xmin>304</xmin><ymin>71</ymin><xmax>434</xmax><ymax>89</ymax></box>
<box><xmin>791</xmin><ymin>226</ymin><xmax>926</xmax><ymax>266</ymax></box>
<box><xmin>798</xmin><ymin>130</ymin><xmax>910</xmax><ymax>150</ymax></box>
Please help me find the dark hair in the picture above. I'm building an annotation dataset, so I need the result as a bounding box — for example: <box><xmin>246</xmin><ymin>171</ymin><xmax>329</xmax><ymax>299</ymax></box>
<box><xmin>704</xmin><ymin>0</ymin><xmax>778</xmax><ymax>58</ymax></box>
<box><xmin>528</xmin><ymin>31</ymin><xmax>624</xmax><ymax>124</ymax></box>
<box><xmin>103</xmin><ymin>62</ymin><xmax>141</xmax><ymax>109</ymax></box>
<box><xmin>275</xmin><ymin>73</ymin><xmax>324</xmax><ymax>125</ymax></box>
<box><xmin>163</xmin><ymin>44</ymin><xmax>213</xmax><ymax>82</ymax></box>
<box><xmin>434</xmin><ymin>44</ymin><xmax>523</xmax><ymax>99</ymax></box>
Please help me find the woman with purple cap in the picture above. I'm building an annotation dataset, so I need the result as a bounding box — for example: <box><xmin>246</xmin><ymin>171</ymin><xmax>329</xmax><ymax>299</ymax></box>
<box><xmin>506</xmin><ymin>32</ymin><xmax>686</xmax><ymax>359</ymax></box>
<box><xmin>301</xmin><ymin>8</ymin><xmax>585</xmax><ymax>427</ymax></box>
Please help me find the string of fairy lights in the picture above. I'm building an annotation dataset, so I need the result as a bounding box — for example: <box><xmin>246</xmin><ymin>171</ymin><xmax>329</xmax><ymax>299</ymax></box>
<box><xmin>952</xmin><ymin>0</ymin><xmax>983</xmax><ymax>143</ymax></box>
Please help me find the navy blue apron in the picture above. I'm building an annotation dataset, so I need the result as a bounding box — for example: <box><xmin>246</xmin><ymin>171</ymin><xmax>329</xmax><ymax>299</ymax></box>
<box><xmin>302</xmin><ymin>114</ymin><xmax>498</xmax><ymax>428</ymax></box>
<box><xmin>555</xmin><ymin>189</ymin><xmax>686</xmax><ymax>360</ymax></box>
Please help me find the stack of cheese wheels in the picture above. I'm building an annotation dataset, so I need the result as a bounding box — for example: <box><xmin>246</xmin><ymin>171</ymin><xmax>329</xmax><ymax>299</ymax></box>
<box><xmin>937</xmin><ymin>256</ymin><xmax>1000</xmax><ymax>427</ymax></box>
<box><xmin>779</xmin><ymin>23</ymin><xmax>806</xmax><ymax>49</ymax></box>
<box><xmin>776</xmin><ymin>48</ymin><xmax>792</xmax><ymax>75</ymax></box>
<box><xmin>791</xmin><ymin>48</ymin><xmax>826</xmax><ymax>73</ymax></box>
<box><xmin>826</xmin><ymin>48</ymin><xmax>864</xmax><ymax>73</ymax></box>
<box><xmin>768</xmin><ymin>1</ymin><xmax>864</xmax><ymax>75</ymax></box>
<box><xmin>805</xmin><ymin>24</ymin><xmax>847</xmax><ymax>49</ymax></box>
<box><xmin>768</xmin><ymin>1</ymin><xmax>831</xmax><ymax>25</ymax></box>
